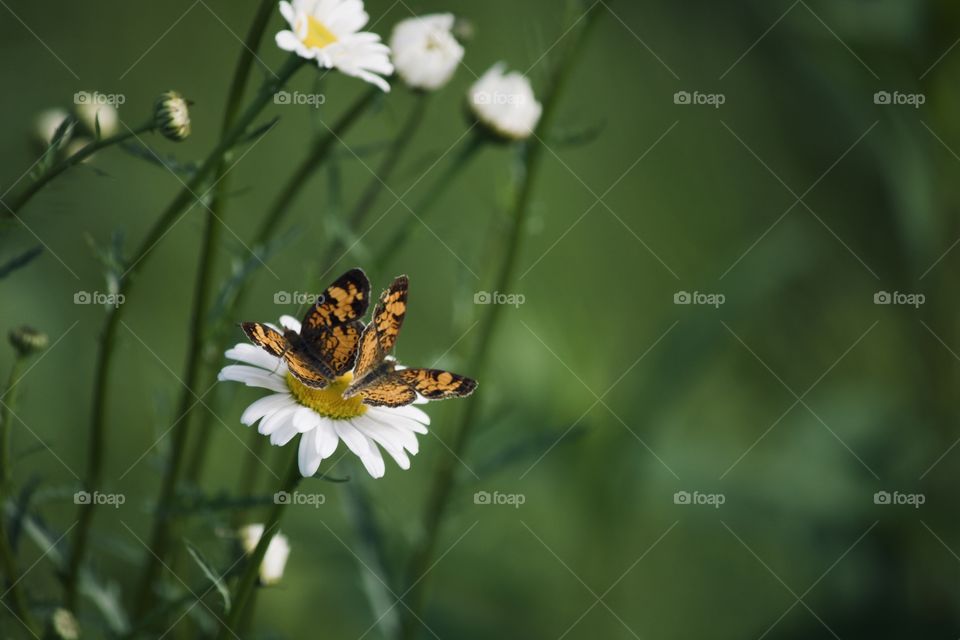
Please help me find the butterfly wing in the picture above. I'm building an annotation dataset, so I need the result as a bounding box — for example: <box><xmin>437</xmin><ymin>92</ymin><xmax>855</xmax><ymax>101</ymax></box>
<box><xmin>352</xmin><ymin>368</ymin><xmax>476</xmax><ymax>407</ymax></box>
<box><xmin>300</xmin><ymin>268</ymin><xmax>370</xmax><ymax>376</ymax></box>
<box><xmin>241</xmin><ymin>322</ymin><xmax>331</xmax><ymax>388</ymax></box>
<box><xmin>351</xmin><ymin>275</ymin><xmax>408</xmax><ymax>381</ymax></box>
<box><xmin>394</xmin><ymin>368</ymin><xmax>478</xmax><ymax>400</ymax></box>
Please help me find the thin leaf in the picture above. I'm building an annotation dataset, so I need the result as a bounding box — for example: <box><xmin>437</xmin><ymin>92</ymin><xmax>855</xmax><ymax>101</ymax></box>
<box><xmin>119</xmin><ymin>141</ymin><xmax>199</xmax><ymax>178</ymax></box>
<box><xmin>342</xmin><ymin>478</ymin><xmax>401</xmax><ymax>640</ymax></box>
<box><xmin>0</xmin><ymin>245</ymin><xmax>43</xmax><ymax>279</ymax></box>
<box><xmin>185</xmin><ymin>540</ymin><xmax>231</xmax><ymax>612</ymax></box>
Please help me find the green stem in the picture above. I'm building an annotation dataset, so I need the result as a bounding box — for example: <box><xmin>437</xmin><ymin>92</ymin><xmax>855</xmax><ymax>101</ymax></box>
<box><xmin>399</xmin><ymin>7</ymin><xmax>605</xmax><ymax>638</ymax></box>
<box><xmin>373</xmin><ymin>131</ymin><xmax>485</xmax><ymax>273</ymax></box>
<box><xmin>183</xmin><ymin>87</ymin><xmax>380</xmax><ymax>487</ymax></box>
<box><xmin>322</xmin><ymin>91</ymin><xmax>429</xmax><ymax>263</ymax></box>
<box><xmin>0</xmin><ymin>357</ymin><xmax>39</xmax><ymax>635</ymax></box>
<box><xmin>63</xmin><ymin>54</ymin><xmax>305</xmax><ymax>614</ymax></box>
<box><xmin>216</xmin><ymin>453</ymin><xmax>301</xmax><ymax>640</ymax></box>
<box><xmin>131</xmin><ymin>41</ymin><xmax>301</xmax><ymax>620</ymax></box>
<box><xmin>2</xmin><ymin>124</ymin><xmax>155</xmax><ymax>218</ymax></box>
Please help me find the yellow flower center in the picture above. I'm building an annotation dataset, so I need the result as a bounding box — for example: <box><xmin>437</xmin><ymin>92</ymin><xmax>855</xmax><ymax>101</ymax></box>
<box><xmin>298</xmin><ymin>15</ymin><xmax>339</xmax><ymax>50</ymax></box>
<box><xmin>286</xmin><ymin>372</ymin><xmax>366</xmax><ymax>419</ymax></box>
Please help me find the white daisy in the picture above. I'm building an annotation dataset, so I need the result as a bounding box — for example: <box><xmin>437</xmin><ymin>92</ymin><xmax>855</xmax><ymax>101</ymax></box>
<box><xmin>468</xmin><ymin>63</ymin><xmax>542</xmax><ymax>140</ymax></box>
<box><xmin>275</xmin><ymin>0</ymin><xmax>394</xmax><ymax>92</ymax></box>
<box><xmin>390</xmin><ymin>13</ymin><xmax>464</xmax><ymax>91</ymax></box>
<box><xmin>218</xmin><ymin>315</ymin><xmax>430</xmax><ymax>479</ymax></box>
<box><xmin>239</xmin><ymin>524</ymin><xmax>291</xmax><ymax>585</ymax></box>
<box><xmin>34</xmin><ymin>108</ymin><xmax>73</xmax><ymax>147</ymax></box>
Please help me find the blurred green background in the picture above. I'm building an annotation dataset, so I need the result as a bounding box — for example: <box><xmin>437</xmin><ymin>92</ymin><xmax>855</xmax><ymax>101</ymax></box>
<box><xmin>3</xmin><ymin>0</ymin><xmax>960</xmax><ymax>637</ymax></box>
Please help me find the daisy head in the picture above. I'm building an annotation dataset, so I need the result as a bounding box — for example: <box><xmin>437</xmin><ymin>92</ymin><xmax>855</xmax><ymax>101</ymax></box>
<box><xmin>218</xmin><ymin>315</ymin><xmax>430</xmax><ymax>479</ymax></box>
<box><xmin>239</xmin><ymin>524</ymin><xmax>291</xmax><ymax>585</ymax></box>
<box><xmin>276</xmin><ymin>0</ymin><xmax>394</xmax><ymax>92</ymax></box>
<box><xmin>390</xmin><ymin>13</ymin><xmax>464</xmax><ymax>91</ymax></box>
<box><xmin>468</xmin><ymin>63</ymin><xmax>542</xmax><ymax>141</ymax></box>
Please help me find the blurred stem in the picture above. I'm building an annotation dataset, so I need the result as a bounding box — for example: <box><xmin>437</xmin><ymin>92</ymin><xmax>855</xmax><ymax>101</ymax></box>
<box><xmin>61</xmin><ymin>54</ymin><xmax>305</xmax><ymax>614</ymax></box>
<box><xmin>321</xmin><ymin>90</ymin><xmax>429</xmax><ymax>263</ymax></box>
<box><xmin>399</xmin><ymin>6</ymin><xmax>605</xmax><ymax>638</ymax></box>
<box><xmin>2</xmin><ymin>123</ymin><xmax>155</xmax><ymax>218</ymax></box>
<box><xmin>183</xmin><ymin>87</ymin><xmax>380</xmax><ymax>487</ymax></box>
<box><xmin>215</xmin><ymin>453</ymin><xmax>301</xmax><ymax>640</ymax></box>
<box><xmin>130</xmin><ymin>23</ymin><xmax>297</xmax><ymax>620</ymax></box>
<box><xmin>373</xmin><ymin>130</ymin><xmax>485</xmax><ymax>273</ymax></box>
<box><xmin>0</xmin><ymin>356</ymin><xmax>39</xmax><ymax>635</ymax></box>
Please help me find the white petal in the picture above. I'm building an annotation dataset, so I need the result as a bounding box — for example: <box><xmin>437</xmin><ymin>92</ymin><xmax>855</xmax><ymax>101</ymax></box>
<box><xmin>279</xmin><ymin>1</ymin><xmax>296</xmax><ymax>26</ymax></box>
<box><xmin>362</xmin><ymin>411</ymin><xmax>419</xmax><ymax>454</ymax></box>
<box><xmin>298</xmin><ymin>430</ymin><xmax>323</xmax><ymax>476</ymax></box>
<box><xmin>315</xmin><ymin>419</ymin><xmax>339</xmax><ymax>457</ymax></box>
<box><xmin>259</xmin><ymin>405</ymin><xmax>297</xmax><ymax>436</ymax></box>
<box><xmin>335</xmin><ymin>421</ymin><xmax>384</xmax><ymax>478</ymax></box>
<box><xmin>292</xmin><ymin>406</ymin><xmax>321</xmax><ymax>433</ymax></box>
<box><xmin>276</xmin><ymin>30</ymin><xmax>302</xmax><ymax>52</ymax></box>
<box><xmin>270</xmin><ymin>418</ymin><xmax>300</xmax><ymax>446</ymax></box>
<box><xmin>240</xmin><ymin>393</ymin><xmax>295</xmax><ymax>426</ymax></box>
<box><xmin>224</xmin><ymin>343</ymin><xmax>280</xmax><ymax>371</ymax></box>
<box><xmin>279</xmin><ymin>315</ymin><xmax>302</xmax><ymax>332</ymax></box>
<box><xmin>218</xmin><ymin>365</ymin><xmax>288</xmax><ymax>392</ymax></box>
<box><xmin>354</xmin><ymin>416</ymin><xmax>410</xmax><ymax>469</ymax></box>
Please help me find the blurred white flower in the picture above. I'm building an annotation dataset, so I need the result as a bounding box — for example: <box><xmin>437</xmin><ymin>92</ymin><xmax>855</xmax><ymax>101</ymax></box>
<box><xmin>390</xmin><ymin>13</ymin><xmax>463</xmax><ymax>91</ymax></box>
<box><xmin>239</xmin><ymin>524</ymin><xmax>291</xmax><ymax>585</ymax></box>
<box><xmin>218</xmin><ymin>316</ymin><xmax>430</xmax><ymax>479</ymax></box>
<box><xmin>34</xmin><ymin>108</ymin><xmax>73</xmax><ymax>147</ymax></box>
<box><xmin>468</xmin><ymin>63</ymin><xmax>542</xmax><ymax>140</ymax></box>
<box><xmin>276</xmin><ymin>0</ymin><xmax>393</xmax><ymax>92</ymax></box>
<box><xmin>74</xmin><ymin>101</ymin><xmax>118</xmax><ymax>138</ymax></box>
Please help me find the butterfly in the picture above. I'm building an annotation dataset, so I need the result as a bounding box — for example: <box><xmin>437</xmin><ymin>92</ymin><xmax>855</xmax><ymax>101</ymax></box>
<box><xmin>343</xmin><ymin>275</ymin><xmax>478</xmax><ymax>407</ymax></box>
<box><xmin>241</xmin><ymin>268</ymin><xmax>370</xmax><ymax>388</ymax></box>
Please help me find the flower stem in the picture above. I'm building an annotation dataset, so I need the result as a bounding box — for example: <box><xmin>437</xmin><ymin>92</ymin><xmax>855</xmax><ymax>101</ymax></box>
<box><xmin>321</xmin><ymin>90</ymin><xmax>429</xmax><ymax>263</ymax></box>
<box><xmin>131</xmin><ymin>46</ymin><xmax>307</xmax><ymax>618</ymax></box>
<box><xmin>2</xmin><ymin>123</ymin><xmax>155</xmax><ymax>218</ymax></box>
<box><xmin>182</xmin><ymin>87</ymin><xmax>380</xmax><ymax>487</ymax></box>
<box><xmin>216</xmin><ymin>453</ymin><xmax>301</xmax><ymax>640</ymax></box>
<box><xmin>64</xmin><ymin>54</ymin><xmax>306</xmax><ymax>614</ymax></box>
<box><xmin>399</xmin><ymin>6</ymin><xmax>605</xmax><ymax>637</ymax></box>
<box><xmin>0</xmin><ymin>357</ymin><xmax>39</xmax><ymax>635</ymax></box>
<box><xmin>372</xmin><ymin>130</ymin><xmax>485</xmax><ymax>273</ymax></box>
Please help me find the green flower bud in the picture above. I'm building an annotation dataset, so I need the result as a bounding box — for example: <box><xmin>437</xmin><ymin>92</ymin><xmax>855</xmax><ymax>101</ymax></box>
<box><xmin>8</xmin><ymin>325</ymin><xmax>48</xmax><ymax>357</ymax></box>
<box><xmin>153</xmin><ymin>91</ymin><xmax>191</xmax><ymax>142</ymax></box>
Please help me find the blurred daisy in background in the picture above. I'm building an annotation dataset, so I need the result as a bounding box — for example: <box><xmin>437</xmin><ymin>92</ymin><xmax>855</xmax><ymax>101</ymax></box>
<box><xmin>390</xmin><ymin>13</ymin><xmax>464</xmax><ymax>91</ymax></box>
<box><xmin>218</xmin><ymin>316</ymin><xmax>430</xmax><ymax>479</ymax></box>
<box><xmin>469</xmin><ymin>62</ymin><xmax>542</xmax><ymax>140</ymax></box>
<box><xmin>239</xmin><ymin>524</ymin><xmax>291</xmax><ymax>585</ymax></box>
<box><xmin>276</xmin><ymin>0</ymin><xmax>393</xmax><ymax>91</ymax></box>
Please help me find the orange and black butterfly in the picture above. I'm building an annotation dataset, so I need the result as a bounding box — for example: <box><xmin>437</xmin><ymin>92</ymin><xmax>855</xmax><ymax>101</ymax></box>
<box><xmin>241</xmin><ymin>268</ymin><xmax>370</xmax><ymax>388</ymax></box>
<box><xmin>343</xmin><ymin>275</ymin><xmax>477</xmax><ymax>407</ymax></box>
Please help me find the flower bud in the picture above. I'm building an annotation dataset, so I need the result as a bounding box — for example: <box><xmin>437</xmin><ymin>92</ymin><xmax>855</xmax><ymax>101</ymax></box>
<box><xmin>153</xmin><ymin>91</ymin><xmax>191</xmax><ymax>141</ymax></box>
<box><xmin>51</xmin><ymin>608</ymin><xmax>80</xmax><ymax>640</ymax></box>
<box><xmin>9</xmin><ymin>325</ymin><xmax>48</xmax><ymax>357</ymax></box>
<box><xmin>74</xmin><ymin>99</ymin><xmax>119</xmax><ymax>138</ymax></box>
